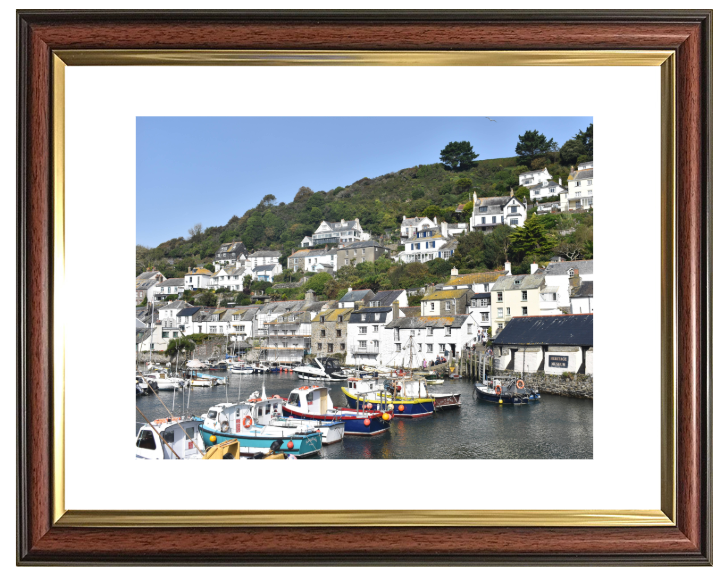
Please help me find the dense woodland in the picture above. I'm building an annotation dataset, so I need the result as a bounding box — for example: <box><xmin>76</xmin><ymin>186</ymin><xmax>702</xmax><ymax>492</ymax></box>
<box><xmin>138</xmin><ymin>124</ymin><xmax>593</xmax><ymax>306</ymax></box>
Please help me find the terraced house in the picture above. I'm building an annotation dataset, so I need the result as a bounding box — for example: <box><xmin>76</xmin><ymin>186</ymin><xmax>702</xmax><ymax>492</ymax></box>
<box><xmin>336</xmin><ymin>241</ymin><xmax>391</xmax><ymax>269</ymax></box>
<box><xmin>262</xmin><ymin>310</ymin><xmax>314</xmax><ymax>363</ymax></box>
<box><xmin>311</xmin><ymin>308</ymin><xmax>353</xmax><ymax>356</ymax></box>
<box><xmin>213</xmin><ymin>240</ymin><xmax>248</xmax><ymax>271</ymax></box>
<box><xmin>491</xmin><ymin>272</ymin><xmax>559</xmax><ymax>335</ymax></box>
<box><xmin>561</xmin><ymin>161</ymin><xmax>594</xmax><ymax>212</ymax></box>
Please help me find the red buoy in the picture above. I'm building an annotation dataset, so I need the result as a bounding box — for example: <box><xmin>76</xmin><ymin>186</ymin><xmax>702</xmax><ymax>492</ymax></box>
<box><xmin>398</xmin><ymin>405</ymin><xmax>405</xmax><ymax>412</ymax></box>
<box><xmin>287</xmin><ymin>441</ymin><xmax>294</xmax><ymax>450</ymax></box>
<box><xmin>363</xmin><ymin>419</ymin><xmax>371</xmax><ymax>427</ymax></box>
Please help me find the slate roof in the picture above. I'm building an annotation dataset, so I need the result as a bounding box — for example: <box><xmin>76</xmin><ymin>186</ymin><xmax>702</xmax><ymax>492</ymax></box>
<box><xmin>158</xmin><ymin>278</ymin><xmax>185</xmax><ymax>287</ymax></box>
<box><xmin>518</xmin><ymin>168</ymin><xmax>549</xmax><ymax>176</ymax></box>
<box><xmin>492</xmin><ymin>314</ymin><xmax>593</xmax><ymax>346</ymax></box>
<box><xmin>400</xmin><ymin>307</ymin><xmax>422</xmax><ymax>317</ymax></box>
<box><xmin>420</xmin><ymin>288</ymin><xmax>471</xmax><ymax>301</ymax></box>
<box><xmin>136</xmin><ymin>279</ymin><xmax>159</xmax><ymax>291</ymax></box>
<box><xmin>253</xmin><ymin>264</ymin><xmax>278</xmax><ymax>273</ymax></box>
<box><xmin>136</xmin><ymin>271</ymin><xmax>164</xmax><ymax>281</ymax></box>
<box><xmin>470</xmin><ymin>292</ymin><xmax>491</xmax><ymax>300</ymax></box>
<box><xmin>214</xmin><ymin>241</ymin><xmax>247</xmax><ymax>259</ymax></box>
<box><xmin>545</xmin><ymin>260</ymin><xmax>594</xmax><ymax>276</ymax></box>
<box><xmin>569</xmin><ymin>168</ymin><xmax>594</xmax><ymax>181</ymax></box>
<box><xmin>336</xmin><ymin>241</ymin><xmax>388</xmax><ymax>251</ymax></box>
<box><xmin>338</xmin><ymin>289</ymin><xmax>374</xmax><ymax>303</ymax></box>
<box><xmin>289</xmin><ymin>249</ymin><xmax>311</xmax><ymax>259</ymax></box>
<box><xmin>529</xmin><ymin>179</ymin><xmax>565</xmax><ymax>191</ymax></box>
<box><xmin>176</xmin><ymin>306</ymin><xmax>202</xmax><ymax>318</ymax></box>
<box><xmin>402</xmin><ymin>216</ymin><xmax>432</xmax><ymax>226</ymax></box>
<box><xmin>385</xmin><ymin>315</ymin><xmax>471</xmax><ymax>329</ymax></box>
<box><xmin>185</xmin><ymin>267</ymin><xmax>212</xmax><ymax>276</ymax></box>
<box><xmin>473</xmin><ymin>196</ymin><xmax>512</xmax><ymax>215</ymax></box>
<box><xmin>159</xmin><ymin>300</ymin><xmax>190</xmax><ymax>311</ymax></box>
<box><xmin>571</xmin><ymin>281</ymin><xmax>594</xmax><ymax>298</ymax></box>
<box><xmin>445</xmin><ymin>270</ymin><xmax>507</xmax><ymax>287</ymax></box>
<box><xmin>312</xmin><ymin>308</ymin><xmax>352</xmax><ymax>323</ymax></box>
<box><xmin>369</xmin><ymin>290</ymin><xmax>405</xmax><ymax>306</ymax></box>
<box><xmin>349</xmin><ymin>307</ymin><xmax>394</xmax><ymax>323</ymax></box>
<box><xmin>492</xmin><ymin>274</ymin><xmax>546</xmax><ymax>292</ymax></box>
<box><xmin>251</xmin><ymin>250</ymin><xmax>282</xmax><ymax>258</ymax></box>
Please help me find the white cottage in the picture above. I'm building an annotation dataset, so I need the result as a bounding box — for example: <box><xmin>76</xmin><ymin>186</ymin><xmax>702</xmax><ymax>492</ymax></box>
<box><xmin>470</xmin><ymin>191</ymin><xmax>527</xmax><ymax>233</ymax></box>
<box><xmin>184</xmin><ymin>267</ymin><xmax>212</xmax><ymax>291</ymax></box>
<box><xmin>561</xmin><ymin>161</ymin><xmax>594</xmax><ymax>212</ymax></box>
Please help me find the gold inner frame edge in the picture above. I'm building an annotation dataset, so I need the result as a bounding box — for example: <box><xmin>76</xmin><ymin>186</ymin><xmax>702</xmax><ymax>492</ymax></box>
<box><xmin>51</xmin><ymin>49</ymin><xmax>676</xmax><ymax>528</ymax></box>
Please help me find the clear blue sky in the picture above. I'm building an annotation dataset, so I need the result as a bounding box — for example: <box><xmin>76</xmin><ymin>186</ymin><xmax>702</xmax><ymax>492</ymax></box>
<box><xmin>137</xmin><ymin>116</ymin><xmax>592</xmax><ymax>247</ymax></box>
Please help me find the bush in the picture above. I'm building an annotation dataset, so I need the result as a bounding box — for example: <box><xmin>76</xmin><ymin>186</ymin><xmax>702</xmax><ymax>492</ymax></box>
<box><xmin>411</xmin><ymin>188</ymin><xmax>425</xmax><ymax>200</ymax></box>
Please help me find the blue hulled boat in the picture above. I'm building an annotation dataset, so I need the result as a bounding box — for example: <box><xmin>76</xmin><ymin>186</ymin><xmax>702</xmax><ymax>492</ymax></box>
<box><xmin>474</xmin><ymin>376</ymin><xmax>541</xmax><ymax>405</ymax></box>
<box><xmin>282</xmin><ymin>385</ymin><xmax>391</xmax><ymax>436</ymax></box>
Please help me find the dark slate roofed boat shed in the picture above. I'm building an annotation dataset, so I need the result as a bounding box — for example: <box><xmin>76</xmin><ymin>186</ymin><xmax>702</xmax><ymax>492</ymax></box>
<box><xmin>493</xmin><ymin>314</ymin><xmax>593</xmax><ymax>347</ymax></box>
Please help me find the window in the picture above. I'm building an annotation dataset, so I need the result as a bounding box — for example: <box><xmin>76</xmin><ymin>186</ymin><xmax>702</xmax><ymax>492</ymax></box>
<box><xmin>136</xmin><ymin>430</ymin><xmax>156</xmax><ymax>450</ymax></box>
<box><xmin>394</xmin><ymin>328</ymin><xmax>400</xmax><ymax>341</ymax></box>
<box><xmin>497</xmin><ymin>308</ymin><xmax>504</xmax><ymax>319</ymax></box>
<box><xmin>336</xmin><ymin>330</ymin><xmax>341</xmax><ymax>337</ymax></box>
<box><xmin>522</xmin><ymin>307</ymin><xmax>528</xmax><ymax>316</ymax></box>
<box><xmin>418</xmin><ymin>343</ymin><xmax>422</xmax><ymax>352</ymax></box>
<box><xmin>288</xmin><ymin>393</ymin><xmax>300</xmax><ymax>407</ymax></box>
<box><xmin>550</xmin><ymin>187</ymin><xmax>556</xmax><ymax>193</ymax></box>
<box><xmin>320</xmin><ymin>329</ymin><xmax>326</xmax><ymax>337</ymax></box>
<box><xmin>430</xmin><ymin>302</ymin><xmax>435</xmax><ymax>311</ymax></box>
<box><xmin>426</xmin><ymin>344</ymin><xmax>433</xmax><ymax>352</ymax></box>
<box><xmin>587</xmin><ymin>179</ymin><xmax>593</xmax><ymax>185</ymax></box>
<box><xmin>345</xmin><ymin>259</ymin><xmax>349</xmax><ymax>265</ymax></box>
<box><xmin>445</xmin><ymin>302</ymin><xmax>451</xmax><ymax>311</ymax></box>
<box><xmin>575</xmin><ymin>181</ymin><xmax>581</xmax><ymax>187</ymax></box>
<box><xmin>479</xmin><ymin>206</ymin><xmax>487</xmax><ymax>212</ymax></box>
<box><xmin>359</xmin><ymin>340</ymin><xmax>367</xmax><ymax>348</ymax></box>
<box><xmin>521</xmin><ymin>291</ymin><xmax>528</xmax><ymax>301</ymax></box>
<box><xmin>445</xmin><ymin>327</ymin><xmax>451</xmax><ymax>336</ymax></box>
<box><xmin>568</xmin><ymin>269</ymin><xmax>575</xmax><ymax>277</ymax></box>
<box><xmin>514</xmin><ymin>279</ymin><xmax>521</xmax><ymax>285</ymax></box>
<box><xmin>427</xmin><ymin>327</ymin><xmax>433</xmax><ymax>336</ymax></box>
<box><xmin>395</xmin><ymin>343</ymin><xmax>401</xmax><ymax>352</ymax></box>
<box><xmin>588</xmin><ymin>189</ymin><xmax>593</xmax><ymax>195</ymax></box>
<box><xmin>510</xmin><ymin>206</ymin><xmax>517</xmax><ymax>213</ymax></box>
<box><xmin>481</xmin><ymin>217</ymin><xmax>486</xmax><ymax>224</ymax></box>
<box><xmin>374</xmin><ymin>313</ymin><xmax>380</xmax><ymax>321</ymax></box>
<box><xmin>361</xmin><ymin>314</ymin><xmax>367</xmax><ymax>321</ymax></box>
<box><xmin>359</xmin><ymin>326</ymin><xmax>367</xmax><ymax>334</ymax></box>
<box><xmin>439</xmin><ymin>344</ymin><xmax>446</xmax><ymax>352</ymax></box>
<box><xmin>210</xmin><ymin>326</ymin><xmax>217</xmax><ymax>333</ymax></box>
<box><xmin>320</xmin><ymin>316</ymin><xmax>325</xmax><ymax>323</ymax></box>
<box><xmin>317</xmin><ymin>343</ymin><xmax>322</xmax><ymax>351</ymax></box>
<box><xmin>506</xmin><ymin>307</ymin><xmax>511</xmax><ymax>316</ymax></box>
<box><xmin>481</xmin><ymin>312</ymin><xmax>489</xmax><ymax>322</ymax></box>
<box><xmin>492</xmin><ymin>216</ymin><xmax>496</xmax><ymax>223</ymax></box>
<box><xmin>162</xmin><ymin>331</ymin><xmax>169</xmax><ymax>338</ymax></box>
<box><xmin>510</xmin><ymin>218</ymin><xmax>519</xmax><ymax>226</ymax></box>
<box><xmin>497</xmin><ymin>323</ymin><xmax>503</xmax><ymax>331</ymax></box>
<box><xmin>497</xmin><ymin>292</ymin><xmax>503</xmax><ymax>302</ymax></box>
<box><xmin>340</xmin><ymin>343</ymin><xmax>345</xmax><ymax>351</ymax></box>
<box><xmin>467</xmin><ymin>324</ymin><xmax>473</xmax><ymax>334</ymax></box>
<box><xmin>328</xmin><ymin>343</ymin><xmax>334</xmax><ymax>353</ymax></box>
<box><xmin>373</xmin><ymin>325</ymin><xmax>379</xmax><ymax>332</ymax></box>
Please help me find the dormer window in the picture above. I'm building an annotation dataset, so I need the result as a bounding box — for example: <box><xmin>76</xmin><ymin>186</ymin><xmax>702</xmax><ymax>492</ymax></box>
<box><xmin>479</xmin><ymin>206</ymin><xmax>488</xmax><ymax>213</ymax></box>
<box><xmin>514</xmin><ymin>279</ymin><xmax>521</xmax><ymax>285</ymax></box>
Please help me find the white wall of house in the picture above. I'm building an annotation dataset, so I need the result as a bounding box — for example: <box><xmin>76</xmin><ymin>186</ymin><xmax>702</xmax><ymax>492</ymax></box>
<box><xmin>400</xmin><ymin>216</ymin><xmax>434</xmax><ymax>238</ymax></box>
<box><xmin>252</xmin><ymin>262</ymin><xmax>283</xmax><ymax>282</ymax></box>
<box><xmin>518</xmin><ymin>167</ymin><xmax>551</xmax><ymax>188</ymax></box>
<box><xmin>544</xmin><ymin>269</ymin><xmax>594</xmax><ymax>307</ymax></box>
<box><xmin>466</xmin><ymin>296</ymin><xmax>492</xmax><ymax>333</ymax></box>
<box><xmin>571</xmin><ymin>296</ymin><xmax>594</xmax><ymax>314</ymax></box>
<box><xmin>184</xmin><ymin>272</ymin><xmax>211</xmax><ymax>291</ymax></box>
<box><xmin>248</xmin><ymin>253</ymin><xmax>281</xmax><ymax>268</ymax></box>
<box><xmin>304</xmin><ymin>252</ymin><xmax>336</xmax><ymax>273</ymax></box>
<box><xmin>544</xmin><ymin>346</ymin><xmax>584</xmax><ymax>375</ymax></box>
<box><xmin>137</xmin><ymin>325</ymin><xmax>180</xmax><ymax>352</ymax></box>
<box><xmin>529</xmin><ymin>180</ymin><xmax>565</xmax><ymax>201</ymax></box>
<box><xmin>155</xmin><ymin>282</ymin><xmax>185</xmax><ymax>299</ymax></box>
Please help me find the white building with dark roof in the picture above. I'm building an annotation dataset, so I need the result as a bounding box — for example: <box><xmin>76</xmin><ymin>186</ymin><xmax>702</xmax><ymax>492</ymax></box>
<box><xmin>470</xmin><ymin>191</ymin><xmax>527</xmax><ymax>233</ymax></box>
<box><xmin>561</xmin><ymin>161</ymin><xmax>594</xmax><ymax>212</ymax></box>
<box><xmin>518</xmin><ymin>167</ymin><xmax>552</xmax><ymax>188</ymax></box>
<box><xmin>543</xmin><ymin>259</ymin><xmax>594</xmax><ymax>308</ymax></box>
<box><xmin>154</xmin><ymin>278</ymin><xmax>185</xmax><ymax>301</ymax></box>
<box><xmin>213</xmin><ymin>241</ymin><xmax>248</xmax><ymax>271</ymax></box>
<box><xmin>400</xmin><ymin>215</ymin><xmax>434</xmax><ymax>238</ymax></box>
<box><xmin>399</xmin><ymin>221</ymin><xmax>458</xmax><ymax>263</ymax></box>
<box><xmin>308</xmin><ymin>219</ymin><xmax>369</xmax><ymax>247</ymax></box>
<box><xmin>211</xmin><ymin>265</ymin><xmax>252</xmax><ymax>292</ymax></box>
<box><xmin>247</xmin><ymin>250</ymin><xmax>282</xmax><ymax>269</ymax></box>
<box><xmin>252</xmin><ymin>262</ymin><xmax>283</xmax><ymax>283</ymax></box>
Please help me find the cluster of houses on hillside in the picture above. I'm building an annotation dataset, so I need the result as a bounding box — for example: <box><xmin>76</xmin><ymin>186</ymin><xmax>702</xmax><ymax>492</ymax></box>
<box><xmin>137</xmin><ymin>258</ymin><xmax>594</xmax><ymax>375</ymax></box>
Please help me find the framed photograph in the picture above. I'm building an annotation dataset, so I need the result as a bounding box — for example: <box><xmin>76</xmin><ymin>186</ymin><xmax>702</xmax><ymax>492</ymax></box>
<box><xmin>17</xmin><ymin>10</ymin><xmax>711</xmax><ymax>565</ymax></box>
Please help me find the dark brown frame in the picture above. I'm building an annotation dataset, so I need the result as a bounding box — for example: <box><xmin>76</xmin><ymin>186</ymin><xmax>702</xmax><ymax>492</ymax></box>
<box><xmin>17</xmin><ymin>10</ymin><xmax>711</xmax><ymax>565</ymax></box>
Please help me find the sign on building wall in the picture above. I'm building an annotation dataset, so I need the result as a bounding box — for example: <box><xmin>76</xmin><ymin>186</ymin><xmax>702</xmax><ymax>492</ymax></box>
<box><xmin>548</xmin><ymin>355</ymin><xmax>569</xmax><ymax>368</ymax></box>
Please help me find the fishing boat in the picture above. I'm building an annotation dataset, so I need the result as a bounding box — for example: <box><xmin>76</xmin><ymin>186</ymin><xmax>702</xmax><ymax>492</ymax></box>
<box><xmin>342</xmin><ymin>378</ymin><xmax>441</xmax><ymax>417</ymax></box>
<box><xmin>251</xmin><ymin>362</ymin><xmax>271</xmax><ymax>374</ymax></box>
<box><xmin>198</xmin><ymin>401</ymin><xmax>323</xmax><ymax>458</ymax></box>
<box><xmin>282</xmin><ymin>385</ymin><xmax>391</xmax><ymax>436</ymax></box>
<box><xmin>294</xmin><ymin>357</ymin><xmax>347</xmax><ymax>382</ymax></box>
<box><xmin>230</xmin><ymin>364</ymin><xmax>255</xmax><ymax>375</ymax></box>
<box><xmin>183</xmin><ymin>359</ymin><xmax>221</xmax><ymax>387</ymax></box>
<box><xmin>413</xmin><ymin>370</ymin><xmax>445</xmax><ymax>385</ymax></box>
<box><xmin>474</xmin><ymin>376</ymin><xmax>540</xmax><ymax>405</ymax></box>
<box><xmin>136</xmin><ymin>375</ymin><xmax>148</xmax><ymax>396</ymax></box>
<box><xmin>268</xmin><ymin>362</ymin><xmax>283</xmax><ymax>373</ymax></box>
<box><xmin>142</xmin><ymin>368</ymin><xmax>186</xmax><ymax>390</ymax></box>
<box><xmin>136</xmin><ymin>416</ymin><xmax>205</xmax><ymax>460</ymax></box>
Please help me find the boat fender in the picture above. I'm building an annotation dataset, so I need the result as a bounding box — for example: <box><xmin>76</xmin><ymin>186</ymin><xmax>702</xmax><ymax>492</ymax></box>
<box><xmin>220</xmin><ymin>422</ymin><xmax>229</xmax><ymax>433</ymax></box>
<box><xmin>516</xmin><ymin>379</ymin><xmax>525</xmax><ymax>389</ymax></box>
<box><xmin>243</xmin><ymin>415</ymin><xmax>253</xmax><ymax>429</ymax></box>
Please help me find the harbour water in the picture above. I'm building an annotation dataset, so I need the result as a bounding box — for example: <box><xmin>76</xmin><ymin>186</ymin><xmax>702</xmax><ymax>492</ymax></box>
<box><xmin>136</xmin><ymin>372</ymin><xmax>593</xmax><ymax>459</ymax></box>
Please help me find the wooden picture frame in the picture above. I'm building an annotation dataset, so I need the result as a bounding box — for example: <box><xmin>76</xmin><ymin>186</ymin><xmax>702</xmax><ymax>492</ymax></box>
<box><xmin>17</xmin><ymin>10</ymin><xmax>711</xmax><ymax>565</ymax></box>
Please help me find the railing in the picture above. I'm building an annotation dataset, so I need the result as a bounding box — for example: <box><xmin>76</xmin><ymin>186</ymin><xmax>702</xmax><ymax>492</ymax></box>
<box><xmin>350</xmin><ymin>346</ymin><xmax>380</xmax><ymax>354</ymax></box>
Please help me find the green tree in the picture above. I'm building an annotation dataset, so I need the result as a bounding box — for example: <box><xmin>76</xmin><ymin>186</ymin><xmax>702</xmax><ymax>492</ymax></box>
<box><xmin>575</xmin><ymin>123</ymin><xmax>593</xmax><ymax>157</ymax></box>
<box><xmin>411</xmin><ymin>188</ymin><xmax>425</xmax><ymax>200</ymax></box>
<box><xmin>509</xmin><ymin>214</ymin><xmax>557</xmax><ymax>261</ymax></box>
<box><xmin>294</xmin><ymin>186</ymin><xmax>314</xmax><ymax>203</ymax></box>
<box><xmin>421</xmin><ymin>205</ymin><xmax>443</xmax><ymax>220</ymax></box>
<box><xmin>454</xmin><ymin>178</ymin><xmax>473</xmax><ymax>193</ymax></box>
<box><xmin>303</xmin><ymin>272</ymin><xmax>333</xmax><ymax>294</ymax></box>
<box><xmin>515</xmin><ymin>130</ymin><xmax>557</xmax><ymax>164</ymax></box>
<box><xmin>139</xmin><ymin>295</ymin><xmax>147</xmax><ymax>306</ymax></box>
<box><xmin>166</xmin><ymin>335</ymin><xmax>196</xmax><ymax>366</ymax></box>
<box><xmin>455</xmin><ymin>230</ymin><xmax>486</xmax><ymax>269</ymax></box>
<box><xmin>483</xmin><ymin>225</ymin><xmax>513</xmax><ymax>269</ymax></box>
<box><xmin>196</xmin><ymin>291</ymin><xmax>218</xmax><ymax>307</ymax></box>
<box><xmin>513</xmin><ymin>186</ymin><xmax>530</xmax><ymax>203</ymax></box>
<box><xmin>439</xmin><ymin>141</ymin><xmax>479</xmax><ymax>171</ymax></box>
<box><xmin>560</xmin><ymin>138</ymin><xmax>587</xmax><ymax>166</ymax></box>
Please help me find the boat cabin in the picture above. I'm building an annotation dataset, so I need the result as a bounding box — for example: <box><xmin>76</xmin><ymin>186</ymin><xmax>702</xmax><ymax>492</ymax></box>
<box><xmin>136</xmin><ymin>418</ymin><xmax>203</xmax><ymax>460</ymax></box>
<box><xmin>203</xmin><ymin>398</ymin><xmax>286</xmax><ymax>432</ymax></box>
<box><xmin>286</xmin><ymin>386</ymin><xmax>333</xmax><ymax>416</ymax></box>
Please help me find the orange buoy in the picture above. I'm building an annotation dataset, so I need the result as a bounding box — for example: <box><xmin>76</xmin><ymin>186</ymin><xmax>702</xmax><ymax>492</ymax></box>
<box><xmin>243</xmin><ymin>415</ymin><xmax>253</xmax><ymax>428</ymax></box>
<box><xmin>287</xmin><ymin>441</ymin><xmax>294</xmax><ymax>450</ymax></box>
<box><xmin>495</xmin><ymin>385</ymin><xmax>502</xmax><ymax>395</ymax></box>
<box><xmin>516</xmin><ymin>379</ymin><xmax>525</xmax><ymax>389</ymax></box>
<box><xmin>398</xmin><ymin>405</ymin><xmax>405</xmax><ymax>412</ymax></box>
<box><xmin>363</xmin><ymin>419</ymin><xmax>371</xmax><ymax>426</ymax></box>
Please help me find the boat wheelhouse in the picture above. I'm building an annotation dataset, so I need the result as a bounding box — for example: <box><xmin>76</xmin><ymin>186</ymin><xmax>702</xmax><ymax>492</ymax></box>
<box><xmin>136</xmin><ymin>417</ymin><xmax>205</xmax><ymax>460</ymax></box>
<box><xmin>282</xmin><ymin>385</ymin><xmax>391</xmax><ymax>436</ymax></box>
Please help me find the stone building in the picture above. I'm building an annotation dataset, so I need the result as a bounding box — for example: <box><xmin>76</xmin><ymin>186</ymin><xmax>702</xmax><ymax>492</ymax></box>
<box><xmin>420</xmin><ymin>288</ymin><xmax>473</xmax><ymax>316</ymax></box>
<box><xmin>492</xmin><ymin>314</ymin><xmax>593</xmax><ymax>375</ymax></box>
<box><xmin>311</xmin><ymin>307</ymin><xmax>353</xmax><ymax>357</ymax></box>
<box><xmin>336</xmin><ymin>241</ymin><xmax>392</xmax><ymax>269</ymax></box>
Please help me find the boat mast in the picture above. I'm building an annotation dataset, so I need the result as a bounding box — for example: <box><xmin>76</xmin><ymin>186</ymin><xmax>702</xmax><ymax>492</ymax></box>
<box><xmin>148</xmin><ymin>299</ymin><xmax>155</xmax><ymax>365</ymax></box>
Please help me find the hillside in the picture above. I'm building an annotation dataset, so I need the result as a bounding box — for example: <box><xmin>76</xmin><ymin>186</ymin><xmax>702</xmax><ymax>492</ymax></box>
<box><xmin>137</xmin><ymin>153</ymin><xmax>576</xmax><ymax>278</ymax></box>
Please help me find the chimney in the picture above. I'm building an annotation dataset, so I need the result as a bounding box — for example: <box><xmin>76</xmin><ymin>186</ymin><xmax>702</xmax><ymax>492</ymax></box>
<box><xmin>188</xmin><ymin>267</ymin><xmax>192</xmax><ymax>273</ymax></box>
<box><xmin>451</xmin><ymin>267</ymin><xmax>459</xmax><ymax>276</ymax></box>
<box><xmin>305</xmin><ymin>289</ymin><xmax>316</xmax><ymax>303</ymax></box>
<box><xmin>510</xmin><ymin>188</ymin><xmax>514</xmax><ymax>197</ymax></box>
<box><xmin>392</xmin><ymin>300</ymin><xmax>400</xmax><ymax>321</ymax></box>
<box><xmin>441</xmin><ymin>221</ymin><xmax>448</xmax><ymax>237</ymax></box>
<box><xmin>570</xmin><ymin>166</ymin><xmax>574</xmax><ymax>172</ymax></box>
<box><xmin>505</xmin><ymin>261</ymin><xmax>512</xmax><ymax>275</ymax></box>
<box><xmin>473</xmin><ymin>191</ymin><xmax>477</xmax><ymax>203</ymax></box>
<box><xmin>347</xmin><ymin>286</ymin><xmax>352</xmax><ymax>293</ymax></box>
<box><xmin>341</xmin><ymin>219</ymin><xmax>345</xmax><ymax>225</ymax></box>
<box><xmin>433</xmin><ymin>216</ymin><xmax>438</xmax><ymax>225</ymax></box>
<box><xmin>530</xmin><ymin>262</ymin><xmax>538</xmax><ymax>274</ymax></box>
<box><xmin>559</xmin><ymin>177</ymin><xmax>562</xmax><ymax>186</ymax></box>
<box><xmin>355</xmin><ymin>218</ymin><xmax>360</xmax><ymax>224</ymax></box>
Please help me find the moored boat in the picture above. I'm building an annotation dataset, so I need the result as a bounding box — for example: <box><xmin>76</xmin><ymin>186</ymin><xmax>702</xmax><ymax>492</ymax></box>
<box><xmin>294</xmin><ymin>357</ymin><xmax>347</xmax><ymax>382</ymax></box>
<box><xmin>342</xmin><ymin>378</ymin><xmax>440</xmax><ymax>417</ymax></box>
<box><xmin>230</xmin><ymin>365</ymin><xmax>255</xmax><ymax>375</ymax></box>
<box><xmin>474</xmin><ymin>376</ymin><xmax>540</xmax><ymax>405</ymax></box>
<box><xmin>282</xmin><ymin>385</ymin><xmax>391</xmax><ymax>436</ymax></box>
<box><xmin>198</xmin><ymin>401</ymin><xmax>322</xmax><ymax>458</ymax></box>
<box><xmin>136</xmin><ymin>416</ymin><xmax>205</xmax><ymax>459</ymax></box>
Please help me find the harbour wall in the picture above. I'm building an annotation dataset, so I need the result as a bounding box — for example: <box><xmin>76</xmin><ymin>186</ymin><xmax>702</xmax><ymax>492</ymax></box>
<box><xmin>137</xmin><ymin>336</ymin><xmax>229</xmax><ymax>365</ymax></box>
<box><xmin>494</xmin><ymin>370</ymin><xmax>593</xmax><ymax>399</ymax></box>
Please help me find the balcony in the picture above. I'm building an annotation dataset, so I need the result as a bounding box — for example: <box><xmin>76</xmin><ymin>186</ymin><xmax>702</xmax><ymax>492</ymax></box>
<box><xmin>351</xmin><ymin>345</ymin><xmax>380</xmax><ymax>355</ymax></box>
